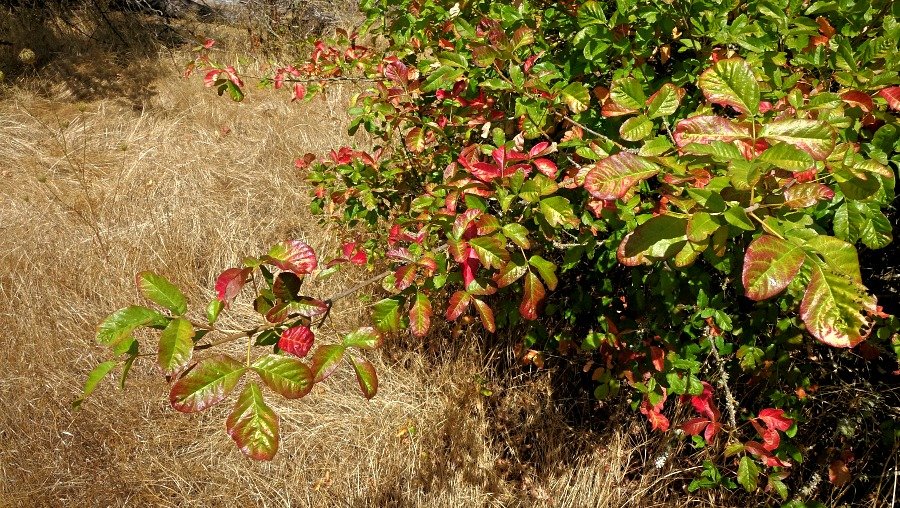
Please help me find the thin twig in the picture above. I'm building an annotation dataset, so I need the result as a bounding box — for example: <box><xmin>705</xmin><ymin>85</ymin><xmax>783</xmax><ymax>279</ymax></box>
<box><xmin>708</xmin><ymin>331</ymin><xmax>738</xmax><ymax>431</ymax></box>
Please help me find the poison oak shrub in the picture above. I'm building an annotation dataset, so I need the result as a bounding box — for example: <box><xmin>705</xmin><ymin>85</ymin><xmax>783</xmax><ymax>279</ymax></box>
<box><xmin>83</xmin><ymin>0</ymin><xmax>900</xmax><ymax>504</ymax></box>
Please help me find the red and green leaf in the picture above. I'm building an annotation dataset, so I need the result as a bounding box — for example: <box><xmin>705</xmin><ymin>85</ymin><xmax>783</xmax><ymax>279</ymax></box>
<box><xmin>409</xmin><ymin>291</ymin><xmax>432</xmax><ymax>338</ymax></box>
<box><xmin>742</xmin><ymin>235</ymin><xmax>806</xmax><ymax>301</ymax></box>
<box><xmin>169</xmin><ymin>354</ymin><xmax>247</xmax><ymax>412</ymax></box>
<box><xmin>759</xmin><ymin>119</ymin><xmax>835</xmax><ymax>160</ymax></box>
<box><xmin>226</xmin><ymin>382</ymin><xmax>279</xmax><ymax>461</ymax></box>
<box><xmin>519</xmin><ymin>271</ymin><xmax>545</xmax><ymax>320</ymax></box>
<box><xmin>310</xmin><ymin>344</ymin><xmax>346</xmax><ymax>382</ymax></box>
<box><xmin>698</xmin><ymin>57</ymin><xmax>760</xmax><ymax>115</ymax></box>
<box><xmin>672</xmin><ymin>116</ymin><xmax>751</xmax><ymax>147</ymax></box>
<box><xmin>473</xmin><ymin>298</ymin><xmax>496</xmax><ymax>333</ymax></box>
<box><xmin>446</xmin><ymin>290</ymin><xmax>473</xmax><ymax>320</ymax></box>
<box><xmin>350</xmin><ymin>356</ymin><xmax>378</xmax><ymax>399</ymax></box>
<box><xmin>800</xmin><ymin>258</ymin><xmax>875</xmax><ymax>348</ymax></box>
<box><xmin>252</xmin><ymin>354</ymin><xmax>314</xmax><ymax>399</ymax></box>
<box><xmin>584</xmin><ymin>152</ymin><xmax>660</xmax><ymax>200</ymax></box>
<box><xmin>266</xmin><ymin>240</ymin><xmax>318</xmax><ymax>275</ymax></box>
<box><xmin>617</xmin><ymin>215</ymin><xmax>688</xmax><ymax>266</ymax></box>
<box><xmin>468</xmin><ymin>236</ymin><xmax>509</xmax><ymax>269</ymax></box>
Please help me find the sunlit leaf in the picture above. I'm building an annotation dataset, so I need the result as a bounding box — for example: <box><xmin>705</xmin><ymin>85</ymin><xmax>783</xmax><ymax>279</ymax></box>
<box><xmin>372</xmin><ymin>297</ymin><xmax>402</xmax><ymax>332</ymax></box>
<box><xmin>226</xmin><ymin>382</ymin><xmax>279</xmax><ymax>461</ymax></box>
<box><xmin>278</xmin><ymin>325</ymin><xmax>315</xmax><ymax>358</ymax></box>
<box><xmin>698</xmin><ymin>58</ymin><xmax>760</xmax><ymax>115</ymax></box>
<box><xmin>169</xmin><ymin>354</ymin><xmax>246</xmax><ymax>412</ymax></box>
<box><xmin>742</xmin><ymin>235</ymin><xmax>806</xmax><ymax>301</ymax></box>
<box><xmin>617</xmin><ymin>215</ymin><xmax>687</xmax><ymax>266</ymax></box>
<box><xmin>310</xmin><ymin>344</ymin><xmax>346</xmax><ymax>382</ymax></box>
<box><xmin>252</xmin><ymin>354</ymin><xmax>314</xmax><ymax>399</ymax></box>
<box><xmin>215</xmin><ymin>267</ymin><xmax>251</xmax><ymax>304</ymax></box>
<box><xmin>737</xmin><ymin>456</ymin><xmax>760</xmax><ymax>492</ymax></box>
<box><xmin>409</xmin><ymin>291</ymin><xmax>432</xmax><ymax>338</ymax></box>
<box><xmin>136</xmin><ymin>271</ymin><xmax>187</xmax><ymax>315</ymax></box>
<box><xmin>350</xmin><ymin>356</ymin><xmax>378</xmax><ymax>399</ymax></box>
<box><xmin>560</xmin><ymin>82</ymin><xmax>590</xmax><ymax>113</ymax></box>
<box><xmin>473</xmin><ymin>298</ymin><xmax>496</xmax><ymax>333</ymax></box>
<box><xmin>495</xmin><ymin>254</ymin><xmax>528</xmax><ymax>288</ymax></box>
<box><xmin>584</xmin><ymin>152</ymin><xmax>660</xmax><ymax>200</ymax></box>
<box><xmin>539</xmin><ymin>196</ymin><xmax>578</xmax><ymax>228</ymax></box>
<box><xmin>609</xmin><ymin>77</ymin><xmax>645</xmax><ymax>111</ymax></box>
<box><xmin>673</xmin><ymin>116</ymin><xmax>751</xmax><ymax>147</ymax></box>
<box><xmin>528</xmin><ymin>255</ymin><xmax>558</xmax><ymax>291</ymax></box>
<box><xmin>469</xmin><ymin>236</ymin><xmax>509</xmax><ymax>269</ymax></box>
<box><xmin>800</xmin><ymin>259</ymin><xmax>875</xmax><ymax>347</ymax></box>
<box><xmin>502</xmin><ymin>223</ymin><xmax>531</xmax><ymax>249</ymax></box>
<box><xmin>519</xmin><ymin>271</ymin><xmax>545</xmax><ymax>320</ymax></box>
<box><xmin>619</xmin><ymin>115</ymin><xmax>653</xmax><ymax>141</ymax></box>
<box><xmin>646</xmin><ymin>84</ymin><xmax>683</xmax><ymax>118</ymax></box>
<box><xmin>266</xmin><ymin>240</ymin><xmax>318</xmax><ymax>275</ymax></box>
<box><xmin>157</xmin><ymin>317</ymin><xmax>194</xmax><ymax>376</ymax></box>
<box><xmin>759</xmin><ymin>119</ymin><xmax>835</xmax><ymax>160</ymax></box>
<box><xmin>73</xmin><ymin>361</ymin><xmax>117</xmax><ymax>409</ymax></box>
<box><xmin>342</xmin><ymin>326</ymin><xmax>383</xmax><ymax>349</ymax></box>
<box><xmin>758</xmin><ymin>142</ymin><xmax>815</xmax><ymax>171</ymax></box>
<box><xmin>446</xmin><ymin>290</ymin><xmax>473</xmax><ymax>320</ymax></box>
<box><xmin>784</xmin><ymin>183</ymin><xmax>834</xmax><ymax>208</ymax></box>
<box><xmin>96</xmin><ymin>306</ymin><xmax>168</xmax><ymax>352</ymax></box>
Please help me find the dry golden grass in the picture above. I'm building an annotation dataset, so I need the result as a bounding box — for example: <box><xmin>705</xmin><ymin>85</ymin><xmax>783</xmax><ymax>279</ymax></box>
<box><xmin>0</xmin><ymin>12</ymin><xmax>738</xmax><ymax>508</ymax></box>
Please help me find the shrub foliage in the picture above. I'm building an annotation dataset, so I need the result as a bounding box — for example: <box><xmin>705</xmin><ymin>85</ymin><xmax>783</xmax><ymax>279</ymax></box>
<box><xmin>85</xmin><ymin>0</ymin><xmax>900</xmax><ymax>504</ymax></box>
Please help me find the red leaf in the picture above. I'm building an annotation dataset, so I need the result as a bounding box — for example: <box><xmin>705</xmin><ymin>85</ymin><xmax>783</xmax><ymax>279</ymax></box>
<box><xmin>682</xmin><ymin>417</ymin><xmax>710</xmax><ymax>436</ymax></box>
<box><xmin>267</xmin><ymin>240</ymin><xmax>318</xmax><ymax>275</ymax></box>
<box><xmin>519</xmin><ymin>271</ymin><xmax>545</xmax><ymax>320</ymax></box>
<box><xmin>278</xmin><ymin>326</ymin><xmax>315</xmax><ymax>358</ymax></box>
<box><xmin>445</xmin><ymin>290</ymin><xmax>473</xmax><ymax>320</ymax></box>
<box><xmin>840</xmin><ymin>91</ymin><xmax>873</xmax><ymax>112</ymax></box>
<box><xmin>828</xmin><ymin>460</ymin><xmax>851</xmax><ymax>487</ymax></box>
<box><xmin>216</xmin><ymin>268</ymin><xmax>251</xmax><ymax>304</ymax></box>
<box><xmin>650</xmin><ymin>346</ymin><xmax>665</xmax><ymax>372</ymax></box>
<box><xmin>878</xmin><ymin>87</ymin><xmax>900</xmax><ymax>111</ymax></box>
<box><xmin>291</xmin><ymin>83</ymin><xmax>307</xmax><ymax>102</ymax></box>
<box><xmin>689</xmin><ymin>381</ymin><xmax>719</xmax><ymax>421</ymax></box>
<box><xmin>704</xmin><ymin>421</ymin><xmax>721</xmax><ymax>442</ymax></box>
<box><xmin>640</xmin><ymin>395</ymin><xmax>670</xmax><ymax>432</ymax></box>
<box><xmin>746</xmin><ymin>441</ymin><xmax>791</xmax><ymax>467</ymax></box>
<box><xmin>758</xmin><ymin>408</ymin><xmax>793</xmax><ymax>432</ymax></box>
<box><xmin>532</xmin><ymin>158</ymin><xmax>558</xmax><ymax>178</ymax></box>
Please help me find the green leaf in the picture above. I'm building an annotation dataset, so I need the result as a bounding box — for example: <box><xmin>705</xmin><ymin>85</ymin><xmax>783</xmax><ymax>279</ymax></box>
<box><xmin>350</xmin><ymin>356</ymin><xmax>378</xmax><ymax>399</ymax></box>
<box><xmin>136</xmin><ymin>271</ymin><xmax>187</xmax><ymax>315</ymax></box>
<box><xmin>561</xmin><ymin>82</ymin><xmax>590</xmax><ymax>114</ymax></box>
<box><xmin>646</xmin><ymin>84</ymin><xmax>683</xmax><ymax>119</ymax></box>
<box><xmin>698</xmin><ymin>58</ymin><xmax>760</xmax><ymax>115</ymax></box>
<box><xmin>759</xmin><ymin>119</ymin><xmax>835</xmax><ymax>160</ymax></box>
<box><xmin>742</xmin><ymin>235</ymin><xmax>806</xmax><ymax>300</ymax></box>
<box><xmin>539</xmin><ymin>196</ymin><xmax>578</xmax><ymax>228</ymax></box>
<box><xmin>520</xmin><ymin>174</ymin><xmax>558</xmax><ymax>202</ymax></box>
<box><xmin>469</xmin><ymin>236</ymin><xmax>509</xmax><ymax>269</ymax></box>
<box><xmin>757</xmin><ymin>142</ymin><xmax>815</xmax><ymax>171</ymax></box>
<box><xmin>226</xmin><ymin>382</ymin><xmax>279</xmax><ymax>461</ymax></box>
<box><xmin>682</xmin><ymin>140</ymin><xmax>744</xmax><ymax>161</ymax></box>
<box><xmin>617</xmin><ymin>215</ymin><xmax>688</xmax><ymax>266</ymax></box>
<box><xmin>502</xmin><ymin>223</ymin><xmax>531</xmax><ymax>249</ymax></box>
<box><xmin>619</xmin><ymin>115</ymin><xmax>653</xmax><ymax>141</ymax></box>
<box><xmin>372</xmin><ymin>298</ymin><xmax>402</xmax><ymax>332</ymax></box>
<box><xmin>528</xmin><ymin>255</ymin><xmax>558</xmax><ymax>291</ymax></box>
<box><xmin>157</xmin><ymin>317</ymin><xmax>195</xmax><ymax>376</ymax></box>
<box><xmin>342</xmin><ymin>327</ymin><xmax>383</xmax><ymax>349</ymax></box>
<box><xmin>737</xmin><ymin>456</ymin><xmax>760</xmax><ymax>492</ymax></box>
<box><xmin>673</xmin><ymin>116</ymin><xmax>751</xmax><ymax>147</ymax></box>
<box><xmin>422</xmin><ymin>66</ymin><xmax>465</xmax><ymax>92</ymax></box>
<box><xmin>73</xmin><ymin>361</ymin><xmax>117</xmax><ymax>409</ymax></box>
<box><xmin>584</xmin><ymin>152</ymin><xmax>660</xmax><ymax>200</ymax></box>
<box><xmin>310</xmin><ymin>344</ymin><xmax>346</xmax><ymax>382</ymax></box>
<box><xmin>252</xmin><ymin>354</ymin><xmax>314</xmax><ymax>399</ymax></box>
<box><xmin>96</xmin><ymin>306</ymin><xmax>168</xmax><ymax>352</ymax></box>
<box><xmin>169</xmin><ymin>354</ymin><xmax>246</xmax><ymax>412</ymax></box>
<box><xmin>206</xmin><ymin>299</ymin><xmax>224</xmax><ymax>325</ymax></box>
<box><xmin>723</xmin><ymin>206</ymin><xmax>755</xmax><ymax>231</ymax></box>
<box><xmin>687</xmin><ymin>212</ymin><xmax>720</xmax><ymax>242</ymax></box>
<box><xmin>409</xmin><ymin>291</ymin><xmax>432</xmax><ymax>338</ymax></box>
<box><xmin>610</xmin><ymin>77</ymin><xmax>645</xmax><ymax>111</ymax></box>
<box><xmin>800</xmin><ymin>256</ymin><xmax>876</xmax><ymax>347</ymax></box>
